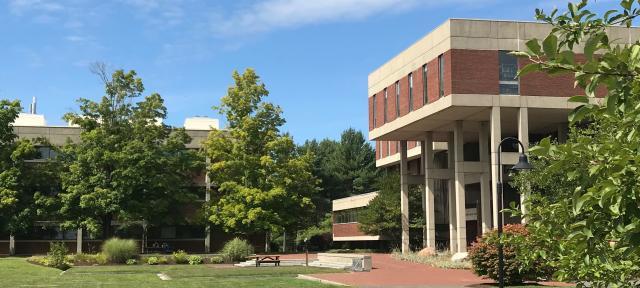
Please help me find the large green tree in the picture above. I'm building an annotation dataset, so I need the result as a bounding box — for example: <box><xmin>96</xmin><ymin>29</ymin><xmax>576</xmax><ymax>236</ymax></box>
<box><xmin>204</xmin><ymin>69</ymin><xmax>318</xmax><ymax>242</ymax></box>
<box><xmin>0</xmin><ymin>100</ymin><xmax>57</xmax><ymax>254</ymax></box>
<box><xmin>511</xmin><ymin>1</ymin><xmax>640</xmax><ymax>286</ymax></box>
<box><xmin>59</xmin><ymin>66</ymin><xmax>201</xmax><ymax>239</ymax></box>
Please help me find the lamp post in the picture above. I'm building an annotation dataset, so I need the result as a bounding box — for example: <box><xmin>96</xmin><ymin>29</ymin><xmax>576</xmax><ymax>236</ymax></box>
<box><xmin>496</xmin><ymin>137</ymin><xmax>533</xmax><ymax>288</ymax></box>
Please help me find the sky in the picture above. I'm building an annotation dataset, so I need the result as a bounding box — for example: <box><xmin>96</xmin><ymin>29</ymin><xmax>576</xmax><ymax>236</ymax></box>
<box><xmin>0</xmin><ymin>0</ymin><xmax>617</xmax><ymax>143</ymax></box>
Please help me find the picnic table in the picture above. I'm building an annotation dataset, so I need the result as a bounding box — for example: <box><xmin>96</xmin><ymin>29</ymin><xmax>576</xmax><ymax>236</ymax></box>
<box><xmin>248</xmin><ymin>255</ymin><xmax>281</xmax><ymax>267</ymax></box>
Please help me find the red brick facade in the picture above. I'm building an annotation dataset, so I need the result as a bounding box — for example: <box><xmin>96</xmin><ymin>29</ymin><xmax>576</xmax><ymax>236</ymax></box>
<box><xmin>451</xmin><ymin>49</ymin><xmax>500</xmax><ymax>95</ymax></box>
<box><xmin>333</xmin><ymin>223</ymin><xmax>368</xmax><ymax>237</ymax></box>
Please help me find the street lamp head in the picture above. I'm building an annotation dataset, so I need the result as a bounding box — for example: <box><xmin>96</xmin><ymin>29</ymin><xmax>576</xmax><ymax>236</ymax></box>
<box><xmin>512</xmin><ymin>153</ymin><xmax>534</xmax><ymax>171</ymax></box>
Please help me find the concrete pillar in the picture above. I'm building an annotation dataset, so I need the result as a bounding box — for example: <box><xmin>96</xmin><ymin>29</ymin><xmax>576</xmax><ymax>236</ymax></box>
<box><xmin>423</xmin><ymin>133</ymin><xmax>436</xmax><ymax>248</ymax></box>
<box><xmin>204</xmin><ymin>157</ymin><xmax>212</xmax><ymax>253</ymax></box>
<box><xmin>400</xmin><ymin>140</ymin><xmax>410</xmax><ymax>254</ymax></box>
<box><xmin>518</xmin><ymin>108</ymin><xmax>529</xmax><ymax>223</ymax></box>
<box><xmin>9</xmin><ymin>235</ymin><xmax>15</xmax><ymax>256</ymax></box>
<box><xmin>490</xmin><ymin>106</ymin><xmax>502</xmax><ymax>229</ymax></box>
<box><xmin>447</xmin><ymin>133</ymin><xmax>457</xmax><ymax>253</ymax></box>
<box><xmin>479</xmin><ymin>121</ymin><xmax>492</xmax><ymax>233</ymax></box>
<box><xmin>558</xmin><ymin>123</ymin><xmax>568</xmax><ymax>143</ymax></box>
<box><xmin>77</xmin><ymin>229</ymin><xmax>83</xmax><ymax>254</ymax></box>
<box><xmin>454</xmin><ymin>121</ymin><xmax>467</xmax><ymax>253</ymax></box>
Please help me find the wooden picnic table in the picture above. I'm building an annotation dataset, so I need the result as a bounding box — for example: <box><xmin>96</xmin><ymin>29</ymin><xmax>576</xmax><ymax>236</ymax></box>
<box><xmin>248</xmin><ymin>255</ymin><xmax>281</xmax><ymax>267</ymax></box>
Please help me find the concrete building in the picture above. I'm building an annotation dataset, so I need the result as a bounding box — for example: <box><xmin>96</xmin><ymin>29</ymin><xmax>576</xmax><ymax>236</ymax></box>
<box><xmin>367</xmin><ymin>19</ymin><xmax>635</xmax><ymax>254</ymax></box>
<box><xmin>332</xmin><ymin>192</ymin><xmax>385</xmax><ymax>248</ymax></box>
<box><xmin>1</xmin><ymin>111</ymin><xmax>266</xmax><ymax>255</ymax></box>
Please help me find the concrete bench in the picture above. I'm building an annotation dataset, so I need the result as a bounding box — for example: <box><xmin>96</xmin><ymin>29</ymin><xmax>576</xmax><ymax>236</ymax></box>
<box><xmin>317</xmin><ymin>253</ymin><xmax>372</xmax><ymax>272</ymax></box>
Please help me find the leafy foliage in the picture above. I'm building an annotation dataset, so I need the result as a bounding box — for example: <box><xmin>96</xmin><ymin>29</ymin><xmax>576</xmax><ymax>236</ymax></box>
<box><xmin>47</xmin><ymin>242</ymin><xmax>70</xmax><ymax>271</ymax></box>
<box><xmin>221</xmin><ymin>237</ymin><xmax>254</xmax><ymax>262</ymax></box>
<box><xmin>510</xmin><ymin>1</ymin><xmax>640</xmax><ymax>286</ymax></box>
<box><xmin>172</xmin><ymin>250</ymin><xmax>189</xmax><ymax>264</ymax></box>
<box><xmin>59</xmin><ymin>66</ymin><xmax>201</xmax><ymax>238</ymax></box>
<box><xmin>204</xmin><ymin>69</ymin><xmax>318</xmax><ymax>235</ymax></box>
<box><xmin>101</xmin><ymin>238</ymin><xmax>138</xmax><ymax>264</ymax></box>
<box><xmin>358</xmin><ymin>173</ymin><xmax>424</xmax><ymax>249</ymax></box>
<box><xmin>188</xmin><ymin>255</ymin><xmax>203</xmax><ymax>265</ymax></box>
<box><xmin>468</xmin><ymin>224</ymin><xmax>551</xmax><ymax>284</ymax></box>
<box><xmin>0</xmin><ymin>100</ymin><xmax>59</xmax><ymax>238</ymax></box>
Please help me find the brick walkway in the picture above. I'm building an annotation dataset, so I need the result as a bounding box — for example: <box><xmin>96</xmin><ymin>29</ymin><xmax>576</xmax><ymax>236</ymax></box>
<box><xmin>307</xmin><ymin>253</ymin><xmax>568</xmax><ymax>288</ymax></box>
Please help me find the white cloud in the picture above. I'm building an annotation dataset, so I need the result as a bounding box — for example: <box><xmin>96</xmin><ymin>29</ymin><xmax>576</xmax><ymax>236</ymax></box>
<box><xmin>8</xmin><ymin>0</ymin><xmax>65</xmax><ymax>15</ymax></box>
<box><xmin>212</xmin><ymin>0</ymin><xmax>485</xmax><ymax>35</ymax></box>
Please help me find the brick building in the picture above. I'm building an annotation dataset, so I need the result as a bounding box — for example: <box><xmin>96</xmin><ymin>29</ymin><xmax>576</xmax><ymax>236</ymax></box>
<box><xmin>366</xmin><ymin>19</ymin><xmax>637</xmax><ymax>254</ymax></box>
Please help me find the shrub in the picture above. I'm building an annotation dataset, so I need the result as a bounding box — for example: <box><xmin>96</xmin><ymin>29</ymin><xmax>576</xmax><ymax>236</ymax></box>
<box><xmin>172</xmin><ymin>250</ymin><xmax>189</xmax><ymax>264</ymax></box>
<box><xmin>469</xmin><ymin>224</ymin><xmax>551</xmax><ymax>285</ymax></box>
<box><xmin>392</xmin><ymin>250</ymin><xmax>471</xmax><ymax>270</ymax></box>
<box><xmin>221</xmin><ymin>238</ymin><xmax>254</xmax><ymax>262</ymax></box>
<box><xmin>47</xmin><ymin>242</ymin><xmax>70</xmax><ymax>270</ymax></box>
<box><xmin>126</xmin><ymin>259</ymin><xmax>138</xmax><ymax>265</ymax></box>
<box><xmin>95</xmin><ymin>253</ymin><xmax>108</xmax><ymax>265</ymax></box>
<box><xmin>209</xmin><ymin>256</ymin><xmax>224</xmax><ymax>264</ymax></box>
<box><xmin>188</xmin><ymin>255</ymin><xmax>203</xmax><ymax>265</ymax></box>
<box><xmin>102</xmin><ymin>238</ymin><xmax>138</xmax><ymax>264</ymax></box>
<box><xmin>158</xmin><ymin>256</ymin><xmax>168</xmax><ymax>265</ymax></box>
<box><xmin>147</xmin><ymin>256</ymin><xmax>159</xmax><ymax>265</ymax></box>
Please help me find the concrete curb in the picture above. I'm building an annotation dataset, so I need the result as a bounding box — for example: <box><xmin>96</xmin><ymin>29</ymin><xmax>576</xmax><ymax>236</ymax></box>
<box><xmin>297</xmin><ymin>274</ymin><xmax>349</xmax><ymax>286</ymax></box>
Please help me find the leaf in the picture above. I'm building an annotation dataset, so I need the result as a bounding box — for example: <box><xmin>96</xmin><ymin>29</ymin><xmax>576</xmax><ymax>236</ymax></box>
<box><xmin>569</xmin><ymin>105</ymin><xmax>589</xmax><ymax>123</ymax></box>
<box><xmin>606</xmin><ymin>94</ymin><xmax>619</xmax><ymax>114</ymax></box>
<box><xmin>518</xmin><ymin>63</ymin><xmax>541</xmax><ymax>77</ymax></box>
<box><xmin>525</xmin><ymin>39</ymin><xmax>542</xmax><ymax>55</ymax></box>
<box><xmin>584</xmin><ymin>33</ymin><xmax>603</xmax><ymax>61</ymax></box>
<box><xmin>542</xmin><ymin>34</ymin><xmax>558</xmax><ymax>58</ymax></box>
<box><xmin>568</xmin><ymin>95</ymin><xmax>589</xmax><ymax>103</ymax></box>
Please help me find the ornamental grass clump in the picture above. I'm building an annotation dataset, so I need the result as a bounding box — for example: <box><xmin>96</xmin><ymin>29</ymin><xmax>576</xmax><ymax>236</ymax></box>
<box><xmin>468</xmin><ymin>224</ymin><xmax>551</xmax><ymax>285</ymax></box>
<box><xmin>221</xmin><ymin>238</ymin><xmax>254</xmax><ymax>262</ymax></box>
<box><xmin>101</xmin><ymin>238</ymin><xmax>138</xmax><ymax>264</ymax></box>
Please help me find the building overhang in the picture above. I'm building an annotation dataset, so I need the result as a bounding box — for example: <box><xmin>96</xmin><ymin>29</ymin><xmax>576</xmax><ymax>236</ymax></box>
<box><xmin>369</xmin><ymin>94</ymin><xmax>586</xmax><ymax>142</ymax></box>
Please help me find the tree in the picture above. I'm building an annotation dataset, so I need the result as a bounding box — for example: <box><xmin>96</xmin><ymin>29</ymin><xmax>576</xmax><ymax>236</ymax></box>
<box><xmin>204</xmin><ymin>69</ymin><xmax>318</xmax><ymax>243</ymax></box>
<box><xmin>358</xmin><ymin>172</ymin><xmax>423</xmax><ymax>249</ymax></box>
<box><xmin>59</xmin><ymin>66</ymin><xmax>200</xmax><ymax>240</ymax></box>
<box><xmin>299</xmin><ymin>128</ymin><xmax>378</xmax><ymax>221</ymax></box>
<box><xmin>0</xmin><ymin>100</ymin><xmax>55</xmax><ymax>254</ymax></box>
<box><xmin>511</xmin><ymin>1</ymin><xmax>640</xmax><ymax>286</ymax></box>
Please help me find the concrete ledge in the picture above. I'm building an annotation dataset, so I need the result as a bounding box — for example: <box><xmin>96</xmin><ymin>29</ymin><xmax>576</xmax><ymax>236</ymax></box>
<box><xmin>318</xmin><ymin>253</ymin><xmax>372</xmax><ymax>272</ymax></box>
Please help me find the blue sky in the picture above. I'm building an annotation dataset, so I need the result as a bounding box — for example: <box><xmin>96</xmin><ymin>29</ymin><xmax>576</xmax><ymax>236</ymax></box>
<box><xmin>0</xmin><ymin>0</ymin><xmax>615</xmax><ymax>143</ymax></box>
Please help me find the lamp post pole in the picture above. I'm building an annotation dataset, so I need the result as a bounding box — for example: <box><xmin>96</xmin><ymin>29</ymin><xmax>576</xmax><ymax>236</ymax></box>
<box><xmin>496</xmin><ymin>137</ymin><xmax>533</xmax><ymax>288</ymax></box>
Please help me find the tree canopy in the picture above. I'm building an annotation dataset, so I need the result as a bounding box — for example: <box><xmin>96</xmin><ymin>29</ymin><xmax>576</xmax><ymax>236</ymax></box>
<box><xmin>59</xmin><ymin>66</ymin><xmax>201</xmax><ymax>238</ymax></box>
<box><xmin>204</xmin><ymin>68</ymin><xmax>318</xmax><ymax>235</ymax></box>
<box><xmin>511</xmin><ymin>1</ymin><xmax>640</xmax><ymax>286</ymax></box>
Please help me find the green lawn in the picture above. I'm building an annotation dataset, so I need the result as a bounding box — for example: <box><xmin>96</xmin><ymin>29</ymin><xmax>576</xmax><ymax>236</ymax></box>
<box><xmin>0</xmin><ymin>257</ymin><xmax>344</xmax><ymax>287</ymax></box>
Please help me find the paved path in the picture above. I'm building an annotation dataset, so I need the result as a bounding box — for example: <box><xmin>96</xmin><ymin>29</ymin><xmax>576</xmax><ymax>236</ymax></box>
<box><xmin>307</xmin><ymin>253</ymin><xmax>567</xmax><ymax>288</ymax></box>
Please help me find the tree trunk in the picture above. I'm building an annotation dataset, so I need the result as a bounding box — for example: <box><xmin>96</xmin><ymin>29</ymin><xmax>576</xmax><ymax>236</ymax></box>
<box><xmin>141</xmin><ymin>220</ymin><xmax>147</xmax><ymax>254</ymax></box>
<box><xmin>9</xmin><ymin>234</ymin><xmax>15</xmax><ymax>256</ymax></box>
<box><xmin>264</xmin><ymin>232</ymin><xmax>270</xmax><ymax>253</ymax></box>
<box><xmin>282</xmin><ymin>230</ymin><xmax>286</xmax><ymax>253</ymax></box>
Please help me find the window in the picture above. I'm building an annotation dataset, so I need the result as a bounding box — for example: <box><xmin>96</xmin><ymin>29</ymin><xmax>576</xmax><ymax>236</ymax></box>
<box><xmin>438</xmin><ymin>55</ymin><xmax>445</xmax><ymax>98</ymax></box>
<box><xmin>499</xmin><ymin>50</ymin><xmax>519</xmax><ymax>95</ymax></box>
<box><xmin>408</xmin><ymin>73</ymin><xmax>413</xmax><ymax>111</ymax></box>
<box><xmin>395</xmin><ymin>81</ymin><xmax>400</xmax><ymax>117</ymax></box>
<box><xmin>372</xmin><ymin>94</ymin><xmax>377</xmax><ymax>126</ymax></box>
<box><xmin>334</xmin><ymin>208</ymin><xmax>362</xmax><ymax>224</ymax></box>
<box><xmin>383</xmin><ymin>88</ymin><xmax>388</xmax><ymax>123</ymax></box>
<box><xmin>422</xmin><ymin>64</ymin><xmax>428</xmax><ymax>104</ymax></box>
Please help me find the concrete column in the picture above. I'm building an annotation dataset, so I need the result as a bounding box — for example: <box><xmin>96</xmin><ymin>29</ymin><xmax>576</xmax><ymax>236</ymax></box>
<box><xmin>9</xmin><ymin>235</ymin><xmax>15</xmax><ymax>256</ymax></box>
<box><xmin>447</xmin><ymin>133</ymin><xmax>457</xmax><ymax>254</ymax></box>
<box><xmin>204</xmin><ymin>157</ymin><xmax>212</xmax><ymax>253</ymax></box>
<box><xmin>454</xmin><ymin>121</ymin><xmax>467</xmax><ymax>253</ymax></box>
<box><xmin>400</xmin><ymin>140</ymin><xmax>410</xmax><ymax>254</ymax></box>
<box><xmin>479</xmin><ymin>121</ymin><xmax>492</xmax><ymax>233</ymax></box>
<box><xmin>558</xmin><ymin>123</ymin><xmax>568</xmax><ymax>143</ymax></box>
<box><xmin>77</xmin><ymin>229</ymin><xmax>83</xmax><ymax>254</ymax></box>
<box><xmin>490</xmin><ymin>106</ymin><xmax>502</xmax><ymax>229</ymax></box>
<box><xmin>423</xmin><ymin>133</ymin><xmax>436</xmax><ymax>248</ymax></box>
<box><xmin>518</xmin><ymin>108</ymin><xmax>529</xmax><ymax>223</ymax></box>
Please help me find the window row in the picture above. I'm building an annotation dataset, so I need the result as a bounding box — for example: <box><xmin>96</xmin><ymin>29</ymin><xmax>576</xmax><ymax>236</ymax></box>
<box><xmin>334</xmin><ymin>208</ymin><xmax>363</xmax><ymax>224</ymax></box>
<box><xmin>372</xmin><ymin>51</ymin><xmax>520</xmax><ymax>127</ymax></box>
<box><xmin>377</xmin><ymin>140</ymin><xmax>421</xmax><ymax>160</ymax></box>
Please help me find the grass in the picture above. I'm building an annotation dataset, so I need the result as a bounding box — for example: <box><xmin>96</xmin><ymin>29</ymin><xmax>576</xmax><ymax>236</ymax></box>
<box><xmin>392</xmin><ymin>250</ymin><xmax>472</xmax><ymax>269</ymax></box>
<box><xmin>0</xmin><ymin>257</ymin><xmax>344</xmax><ymax>287</ymax></box>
